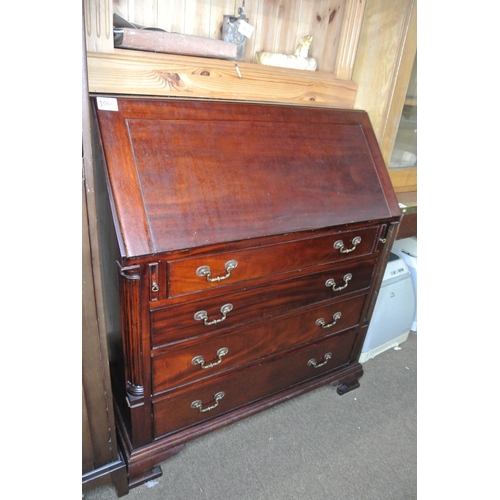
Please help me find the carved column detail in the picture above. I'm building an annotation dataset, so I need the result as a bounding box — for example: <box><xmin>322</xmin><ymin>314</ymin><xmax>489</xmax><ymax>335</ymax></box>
<box><xmin>334</xmin><ymin>0</ymin><xmax>367</xmax><ymax>80</ymax></box>
<box><xmin>118</xmin><ymin>263</ymin><xmax>144</xmax><ymax>400</ymax></box>
<box><xmin>83</xmin><ymin>0</ymin><xmax>114</xmax><ymax>53</ymax></box>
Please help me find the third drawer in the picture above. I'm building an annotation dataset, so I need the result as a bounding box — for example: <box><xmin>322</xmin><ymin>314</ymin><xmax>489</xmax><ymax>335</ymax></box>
<box><xmin>152</xmin><ymin>326</ymin><xmax>359</xmax><ymax>438</ymax></box>
<box><xmin>152</xmin><ymin>293</ymin><xmax>367</xmax><ymax>395</ymax></box>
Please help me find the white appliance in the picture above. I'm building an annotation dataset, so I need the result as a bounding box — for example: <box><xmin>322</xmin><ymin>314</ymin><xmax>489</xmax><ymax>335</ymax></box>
<box><xmin>359</xmin><ymin>252</ymin><xmax>415</xmax><ymax>362</ymax></box>
<box><xmin>391</xmin><ymin>237</ymin><xmax>417</xmax><ymax>332</ymax></box>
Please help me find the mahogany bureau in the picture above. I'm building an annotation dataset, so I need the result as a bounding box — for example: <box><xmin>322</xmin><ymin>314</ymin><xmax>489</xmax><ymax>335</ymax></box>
<box><xmin>92</xmin><ymin>97</ymin><xmax>401</xmax><ymax>488</ymax></box>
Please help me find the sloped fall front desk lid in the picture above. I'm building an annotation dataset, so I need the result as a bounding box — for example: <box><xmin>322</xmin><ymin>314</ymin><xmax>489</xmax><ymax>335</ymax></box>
<box><xmin>94</xmin><ymin>97</ymin><xmax>400</xmax><ymax>258</ymax></box>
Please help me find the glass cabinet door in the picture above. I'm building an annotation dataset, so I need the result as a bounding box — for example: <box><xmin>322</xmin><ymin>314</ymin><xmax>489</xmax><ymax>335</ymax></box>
<box><xmin>389</xmin><ymin>55</ymin><xmax>417</xmax><ymax>170</ymax></box>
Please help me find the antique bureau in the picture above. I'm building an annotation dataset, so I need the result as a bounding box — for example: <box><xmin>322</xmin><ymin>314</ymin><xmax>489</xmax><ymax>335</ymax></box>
<box><xmin>92</xmin><ymin>97</ymin><xmax>401</xmax><ymax>488</ymax></box>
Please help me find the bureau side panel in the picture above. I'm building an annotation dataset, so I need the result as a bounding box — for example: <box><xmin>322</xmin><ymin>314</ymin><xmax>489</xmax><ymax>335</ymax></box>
<box><xmin>92</xmin><ymin>104</ymin><xmax>124</xmax><ymax>373</ymax></box>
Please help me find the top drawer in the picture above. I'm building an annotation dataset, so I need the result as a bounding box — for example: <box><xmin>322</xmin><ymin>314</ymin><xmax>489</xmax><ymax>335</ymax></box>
<box><xmin>167</xmin><ymin>226</ymin><xmax>380</xmax><ymax>297</ymax></box>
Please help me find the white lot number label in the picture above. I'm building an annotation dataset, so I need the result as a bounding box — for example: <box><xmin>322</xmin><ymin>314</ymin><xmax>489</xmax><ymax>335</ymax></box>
<box><xmin>97</xmin><ymin>97</ymin><xmax>119</xmax><ymax>111</ymax></box>
<box><xmin>238</xmin><ymin>20</ymin><xmax>255</xmax><ymax>38</ymax></box>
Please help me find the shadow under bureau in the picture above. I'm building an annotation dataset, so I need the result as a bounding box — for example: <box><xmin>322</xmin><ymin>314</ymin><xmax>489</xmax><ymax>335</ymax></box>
<box><xmin>92</xmin><ymin>97</ymin><xmax>401</xmax><ymax>489</ymax></box>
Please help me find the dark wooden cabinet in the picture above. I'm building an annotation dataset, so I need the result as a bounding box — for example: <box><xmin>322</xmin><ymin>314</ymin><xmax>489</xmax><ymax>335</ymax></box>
<box><xmin>82</xmin><ymin>183</ymin><xmax>128</xmax><ymax>496</ymax></box>
<box><xmin>82</xmin><ymin>27</ymin><xmax>128</xmax><ymax>496</ymax></box>
<box><xmin>93</xmin><ymin>97</ymin><xmax>401</xmax><ymax>488</ymax></box>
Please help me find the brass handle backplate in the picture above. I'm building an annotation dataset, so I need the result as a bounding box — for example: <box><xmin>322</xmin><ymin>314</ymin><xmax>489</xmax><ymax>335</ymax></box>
<box><xmin>194</xmin><ymin>303</ymin><xmax>233</xmax><ymax>326</ymax></box>
<box><xmin>196</xmin><ymin>260</ymin><xmax>238</xmax><ymax>282</ymax></box>
<box><xmin>308</xmin><ymin>352</ymin><xmax>332</xmax><ymax>369</ymax></box>
<box><xmin>191</xmin><ymin>347</ymin><xmax>229</xmax><ymax>369</ymax></box>
<box><xmin>325</xmin><ymin>273</ymin><xmax>352</xmax><ymax>292</ymax></box>
<box><xmin>191</xmin><ymin>391</ymin><xmax>225</xmax><ymax>413</ymax></box>
<box><xmin>334</xmin><ymin>236</ymin><xmax>361</xmax><ymax>254</ymax></box>
<box><xmin>316</xmin><ymin>312</ymin><xmax>342</xmax><ymax>329</ymax></box>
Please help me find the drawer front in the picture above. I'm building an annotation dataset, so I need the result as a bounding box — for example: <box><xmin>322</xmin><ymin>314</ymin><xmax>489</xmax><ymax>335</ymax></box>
<box><xmin>152</xmin><ymin>293</ymin><xmax>367</xmax><ymax>395</ymax></box>
<box><xmin>167</xmin><ymin>226</ymin><xmax>380</xmax><ymax>297</ymax></box>
<box><xmin>153</xmin><ymin>327</ymin><xmax>357</xmax><ymax>438</ymax></box>
<box><xmin>152</xmin><ymin>260</ymin><xmax>375</xmax><ymax>348</ymax></box>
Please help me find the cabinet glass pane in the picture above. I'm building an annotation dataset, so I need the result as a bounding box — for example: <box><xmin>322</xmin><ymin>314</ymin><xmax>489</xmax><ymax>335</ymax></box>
<box><xmin>389</xmin><ymin>55</ymin><xmax>417</xmax><ymax>169</ymax></box>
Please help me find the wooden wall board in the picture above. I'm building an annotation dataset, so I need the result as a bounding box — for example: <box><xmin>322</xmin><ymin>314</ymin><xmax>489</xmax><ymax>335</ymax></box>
<box><xmin>334</xmin><ymin>0</ymin><xmax>367</xmax><ymax>80</ymax></box>
<box><xmin>87</xmin><ymin>49</ymin><xmax>358</xmax><ymax>108</ymax></box>
<box><xmin>208</xmin><ymin>1</ymin><xmax>238</xmax><ymax>40</ymax></box>
<box><xmin>157</xmin><ymin>1</ymin><xmax>186</xmax><ymax>33</ymax></box>
<box><xmin>252</xmin><ymin>1</ymin><xmax>302</xmax><ymax>57</ymax></box>
<box><xmin>351</xmin><ymin>0</ymin><xmax>417</xmax><ymax>196</ymax></box>
<box><xmin>297</xmin><ymin>0</ymin><xmax>344</xmax><ymax>73</ymax></box>
<box><xmin>86</xmin><ymin>0</ymin><xmax>364</xmax><ymax>75</ymax></box>
<box><xmin>352</xmin><ymin>0</ymin><xmax>416</xmax><ymax>156</ymax></box>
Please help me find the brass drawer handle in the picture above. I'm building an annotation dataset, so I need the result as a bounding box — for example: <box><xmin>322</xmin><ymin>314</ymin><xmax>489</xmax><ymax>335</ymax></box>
<box><xmin>325</xmin><ymin>273</ymin><xmax>352</xmax><ymax>292</ymax></box>
<box><xmin>308</xmin><ymin>352</ymin><xmax>332</xmax><ymax>369</ymax></box>
<box><xmin>334</xmin><ymin>236</ymin><xmax>361</xmax><ymax>254</ymax></box>
<box><xmin>194</xmin><ymin>303</ymin><xmax>233</xmax><ymax>326</ymax></box>
<box><xmin>316</xmin><ymin>312</ymin><xmax>342</xmax><ymax>329</ymax></box>
<box><xmin>196</xmin><ymin>260</ymin><xmax>238</xmax><ymax>282</ymax></box>
<box><xmin>191</xmin><ymin>391</ymin><xmax>225</xmax><ymax>413</ymax></box>
<box><xmin>151</xmin><ymin>281</ymin><xmax>159</xmax><ymax>292</ymax></box>
<box><xmin>191</xmin><ymin>347</ymin><xmax>229</xmax><ymax>369</ymax></box>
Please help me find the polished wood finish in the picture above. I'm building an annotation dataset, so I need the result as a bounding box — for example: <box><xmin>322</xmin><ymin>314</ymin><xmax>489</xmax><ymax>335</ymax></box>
<box><xmin>151</xmin><ymin>261</ymin><xmax>373</xmax><ymax>347</ymax></box>
<box><xmin>96</xmin><ymin>99</ymin><xmax>398</xmax><ymax>257</ymax></box>
<box><xmin>152</xmin><ymin>295</ymin><xmax>367</xmax><ymax>395</ymax></box>
<box><xmin>153</xmin><ymin>328</ymin><xmax>359</xmax><ymax>438</ymax></box>
<box><xmin>167</xmin><ymin>227</ymin><xmax>379</xmax><ymax>297</ymax></box>
<box><xmin>93</xmin><ymin>97</ymin><xmax>400</xmax><ymax>488</ymax></box>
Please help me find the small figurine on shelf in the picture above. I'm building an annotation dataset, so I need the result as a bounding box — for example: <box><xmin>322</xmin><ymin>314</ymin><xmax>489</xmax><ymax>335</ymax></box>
<box><xmin>254</xmin><ymin>35</ymin><xmax>318</xmax><ymax>71</ymax></box>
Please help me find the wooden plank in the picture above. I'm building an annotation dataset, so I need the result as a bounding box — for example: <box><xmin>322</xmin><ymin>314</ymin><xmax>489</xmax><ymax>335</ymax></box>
<box><xmin>209</xmin><ymin>1</ymin><xmax>238</xmax><ymax>40</ymax></box>
<box><xmin>127</xmin><ymin>0</ymin><xmax>158</xmax><ymax>27</ymax></box>
<box><xmin>241</xmin><ymin>0</ymin><xmax>260</xmax><ymax>61</ymax></box>
<box><xmin>297</xmin><ymin>0</ymin><xmax>343</xmax><ymax>72</ymax></box>
<box><xmin>87</xmin><ymin>49</ymin><xmax>357</xmax><ymax>107</ymax></box>
<box><xmin>112</xmin><ymin>0</ymin><xmax>127</xmax><ymax>20</ymax></box>
<box><xmin>315</xmin><ymin>0</ymin><xmax>344</xmax><ymax>73</ymax></box>
<box><xmin>271</xmin><ymin>1</ymin><xmax>302</xmax><ymax>55</ymax></box>
<box><xmin>334</xmin><ymin>0</ymin><xmax>366</xmax><ymax>80</ymax></box>
<box><xmin>158</xmin><ymin>0</ymin><xmax>185</xmax><ymax>32</ymax></box>
<box><xmin>254</xmin><ymin>0</ymin><xmax>283</xmax><ymax>54</ymax></box>
<box><xmin>184</xmin><ymin>0</ymin><xmax>211</xmax><ymax>36</ymax></box>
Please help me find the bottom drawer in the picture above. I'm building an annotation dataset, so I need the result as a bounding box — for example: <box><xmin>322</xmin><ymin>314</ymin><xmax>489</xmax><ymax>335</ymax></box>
<box><xmin>153</xmin><ymin>327</ymin><xmax>357</xmax><ymax>438</ymax></box>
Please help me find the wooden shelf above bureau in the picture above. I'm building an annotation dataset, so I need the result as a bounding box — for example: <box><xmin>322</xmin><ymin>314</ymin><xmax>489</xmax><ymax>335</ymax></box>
<box><xmin>87</xmin><ymin>50</ymin><xmax>358</xmax><ymax>108</ymax></box>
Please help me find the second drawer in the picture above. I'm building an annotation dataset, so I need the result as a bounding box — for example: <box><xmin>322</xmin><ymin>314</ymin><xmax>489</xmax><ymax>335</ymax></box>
<box><xmin>151</xmin><ymin>259</ymin><xmax>375</xmax><ymax>348</ymax></box>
